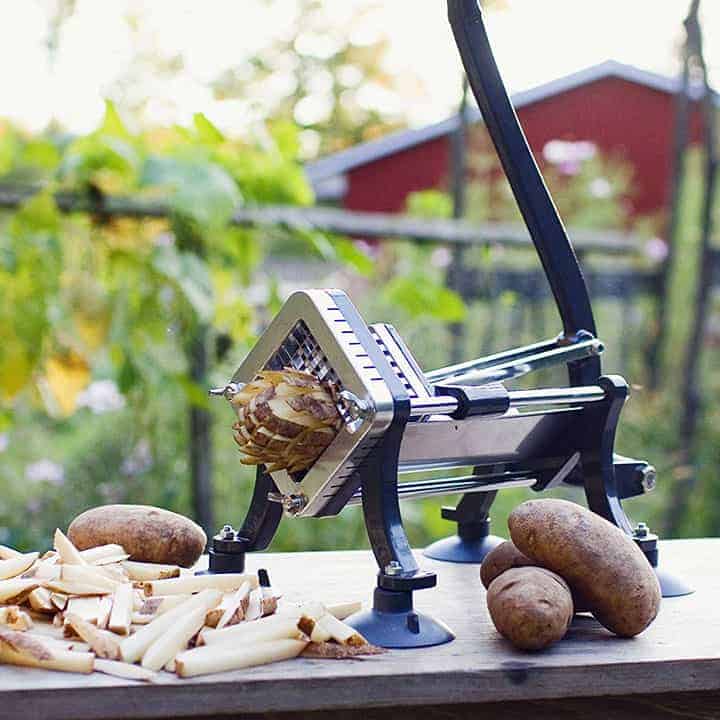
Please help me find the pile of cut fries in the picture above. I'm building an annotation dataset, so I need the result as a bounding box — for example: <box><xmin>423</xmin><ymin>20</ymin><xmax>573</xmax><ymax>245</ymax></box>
<box><xmin>0</xmin><ymin>530</ymin><xmax>376</xmax><ymax>681</ymax></box>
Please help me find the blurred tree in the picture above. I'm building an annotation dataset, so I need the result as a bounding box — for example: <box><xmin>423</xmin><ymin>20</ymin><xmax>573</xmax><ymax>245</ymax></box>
<box><xmin>211</xmin><ymin>0</ymin><xmax>408</xmax><ymax>158</ymax></box>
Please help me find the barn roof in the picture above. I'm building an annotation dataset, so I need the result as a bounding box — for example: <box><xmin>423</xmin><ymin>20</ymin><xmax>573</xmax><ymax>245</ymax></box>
<box><xmin>306</xmin><ymin>59</ymin><xmax>717</xmax><ymax>199</ymax></box>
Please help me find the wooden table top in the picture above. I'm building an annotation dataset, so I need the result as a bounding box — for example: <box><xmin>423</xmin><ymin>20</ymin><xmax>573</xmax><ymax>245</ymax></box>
<box><xmin>1</xmin><ymin>539</ymin><xmax>718</xmax><ymax>720</ymax></box>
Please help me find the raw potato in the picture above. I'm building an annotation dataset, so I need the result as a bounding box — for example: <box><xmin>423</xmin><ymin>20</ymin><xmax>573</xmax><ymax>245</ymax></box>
<box><xmin>68</xmin><ymin>505</ymin><xmax>207</xmax><ymax>568</ymax></box>
<box><xmin>487</xmin><ymin>567</ymin><xmax>573</xmax><ymax>651</ymax></box>
<box><xmin>480</xmin><ymin>540</ymin><xmax>590</xmax><ymax>613</ymax></box>
<box><xmin>508</xmin><ymin>499</ymin><xmax>661</xmax><ymax>637</ymax></box>
<box><xmin>480</xmin><ymin>541</ymin><xmax>536</xmax><ymax>589</ymax></box>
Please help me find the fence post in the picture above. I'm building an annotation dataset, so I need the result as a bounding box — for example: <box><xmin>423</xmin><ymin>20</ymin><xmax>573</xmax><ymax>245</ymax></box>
<box><xmin>666</xmin><ymin>0</ymin><xmax>718</xmax><ymax>535</ymax></box>
<box><xmin>646</xmin><ymin>32</ymin><xmax>692</xmax><ymax>390</ymax></box>
<box><xmin>187</xmin><ymin>326</ymin><xmax>215</xmax><ymax>536</ymax></box>
<box><xmin>447</xmin><ymin>77</ymin><xmax>470</xmax><ymax>364</ymax></box>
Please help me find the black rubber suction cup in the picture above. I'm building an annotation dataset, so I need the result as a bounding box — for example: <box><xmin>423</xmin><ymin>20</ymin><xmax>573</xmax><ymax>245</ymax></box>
<box><xmin>424</xmin><ymin>516</ymin><xmax>504</xmax><ymax>563</ymax></box>
<box><xmin>345</xmin><ymin>587</ymin><xmax>455</xmax><ymax>649</ymax></box>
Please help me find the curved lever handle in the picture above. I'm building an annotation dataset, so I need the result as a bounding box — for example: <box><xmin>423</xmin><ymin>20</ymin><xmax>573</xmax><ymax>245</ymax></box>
<box><xmin>447</xmin><ymin>0</ymin><xmax>601</xmax><ymax>385</ymax></box>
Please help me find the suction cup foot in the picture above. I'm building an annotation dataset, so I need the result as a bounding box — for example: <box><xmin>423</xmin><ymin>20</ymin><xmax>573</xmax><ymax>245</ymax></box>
<box><xmin>345</xmin><ymin>587</ymin><xmax>454</xmax><ymax>649</ymax></box>
<box><xmin>655</xmin><ymin>566</ymin><xmax>693</xmax><ymax>597</ymax></box>
<box><xmin>424</xmin><ymin>525</ymin><xmax>504</xmax><ymax>563</ymax></box>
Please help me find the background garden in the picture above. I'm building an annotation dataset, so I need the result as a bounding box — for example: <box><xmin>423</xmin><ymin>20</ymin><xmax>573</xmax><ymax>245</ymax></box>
<box><xmin>0</xmin><ymin>0</ymin><xmax>717</xmax><ymax>553</ymax></box>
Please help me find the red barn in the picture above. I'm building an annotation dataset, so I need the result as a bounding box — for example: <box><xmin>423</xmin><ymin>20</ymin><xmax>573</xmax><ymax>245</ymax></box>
<box><xmin>306</xmin><ymin>60</ymin><xmax>714</xmax><ymax>221</ymax></box>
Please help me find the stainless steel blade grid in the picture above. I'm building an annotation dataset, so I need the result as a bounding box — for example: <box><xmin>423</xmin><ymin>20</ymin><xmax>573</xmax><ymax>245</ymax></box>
<box><xmin>368</xmin><ymin>327</ymin><xmax>418</xmax><ymax>399</ymax></box>
<box><xmin>264</xmin><ymin>320</ymin><xmax>354</xmax><ymax>428</ymax></box>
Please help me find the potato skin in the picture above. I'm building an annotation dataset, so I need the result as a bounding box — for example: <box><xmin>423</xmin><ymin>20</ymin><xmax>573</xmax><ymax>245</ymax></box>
<box><xmin>487</xmin><ymin>567</ymin><xmax>573</xmax><ymax>651</ymax></box>
<box><xmin>508</xmin><ymin>498</ymin><xmax>661</xmax><ymax>637</ymax></box>
<box><xmin>68</xmin><ymin>505</ymin><xmax>207</xmax><ymax>568</ymax></box>
<box><xmin>480</xmin><ymin>540</ymin><xmax>536</xmax><ymax>589</ymax></box>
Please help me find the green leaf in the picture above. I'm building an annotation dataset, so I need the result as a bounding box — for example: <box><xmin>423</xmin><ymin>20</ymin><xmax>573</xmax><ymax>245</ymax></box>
<box><xmin>381</xmin><ymin>274</ymin><xmax>467</xmax><ymax>322</ymax></box>
<box><xmin>333</xmin><ymin>237</ymin><xmax>374</xmax><ymax>276</ymax></box>
<box><xmin>269</xmin><ymin>120</ymin><xmax>300</xmax><ymax>160</ymax></box>
<box><xmin>10</xmin><ymin>191</ymin><xmax>60</xmax><ymax>236</ymax></box>
<box><xmin>100</xmin><ymin>100</ymin><xmax>131</xmax><ymax>139</ymax></box>
<box><xmin>142</xmin><ymin>155</ymin><xmax>241</xmax><ymax>228</ymax></box>
<box><xmin>152</xmin><ymin>245</ymin><xmax>214</xmax><ymax>323</ymax></box>
<box><xmin>193</xmin><ymin>113</ymin><xmax>225</xmax><ymax>146</ymax></box>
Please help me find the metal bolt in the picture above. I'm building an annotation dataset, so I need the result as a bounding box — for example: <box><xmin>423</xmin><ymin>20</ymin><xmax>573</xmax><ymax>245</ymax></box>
<box><xmin>640</xmin><ymin>466</ymin><xmax>657</xmax><ymax>493</ymax></box>
<box><xmin>221</xmin><ymin>524</ymin><xmax>235</xmax><ymax>539</ymax></box>
<box><xmin>283</xmin><ymin>494</ymin><xmax>307</xmax><ymax>515</ymax></box>
<box><xmin>339</xmin><ymin>390</ymin><xmax>372</xmax><ymax>421</ymax></box>
<box><xmin>634</xmin><ymin>522</ymin><xmax>649</xmax><ymax>538</ymax></box>
<box><xmin>208</xmin><ymin>382</ymin><xmax>244</xmax><ymax>401</ymax></box>
<box><xmin>384</xmin><ymin>560</ymin><xmax>402</xmax><ymax>576</ymax></box>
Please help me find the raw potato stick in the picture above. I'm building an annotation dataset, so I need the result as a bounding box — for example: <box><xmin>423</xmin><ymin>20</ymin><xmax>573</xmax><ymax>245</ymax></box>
<box><xmin>0</xmin><ymin>545</ymin><xmax>23</xmax><ymax>560</ymax></box>
<box><xmin>176</xmin><ymin>638</ymin><xmax>308</xmax><ymax>678</ymax></box>
<box><xmin>53</xmin><ymin>528</ymin><xmax>86</xmax><ymax>565</ymax></box>
<box><xmin>199</xmin><ymin>614</ymin><xmax>308</xmax><ymax>647</ymax></box>
<box><xmin>141</xmin><ymin>605</ymin><xmax>207</xmax><ymax>671</ymax></box>
<box><xmin>215</xmin><ymin>582</ymin><xmax>252</xmax><ymax>630</ymax></box>
<box><xmin>313</xmin><ymin>613</ymin><xmax>366</xmax><ymax>646</ymax></box>
<box><xmin>44</xmin><ymin>580</ymin><xmax>112</xmax><ymax>596</ymax></box>
<box><xmin>120</xmin><ymin>589</ymin><xmax>222</xmax><ymax>663</ymax></box>
<box><xmin>121</xmin><ymin>561</ymin><xmax>180</xmax><ymax>581</ymax></box>
<box><xmin>0</xmin><ymin>630</ymin><xmax>94</xmax><ymax>673</ymax></box>
<box><xmin>0</xmin><ymin>578</ymin><xmax>38</xmax><ymax>603</ymax></box>
<box><xmin>61</xmin><ymin>565</ymin><xmax>120</xmax><ymax>591</ymax></box>
<box><xmin>244</xmin><ymin>588</ymin><xmax>263</xmax><ymax>621</ymax></box>
<box><xmin>80</xmin><ymin>544</ymin><xmax>127</xmax><ymax>563</ymax></box>
<box><xmin>327</xmin><ymin>601</ymin><xmax>362</xmax><ymax>621</ymax></box>
<box><xmin>50</xmin><ymin>592</ymin><xmax>68</xmax><ymax>611</ymax></box>
<box><xmin>0</xmin><ymin>553</ymin><xmax>38</xmax><ymax>580</ymax></box>
<box><xmin>0</xmin><ymin>606</ymin><xmax>33</xmax><ymax>631</ymax></box>
<box><xmin>137</xmin><ymin>594</ymin><xmax>191</xmax><ymax>619</ymax></box>
<box><xmin>94</xmin><ymin>658</ymin><xmax>157</xmax><ymax>682</ymax></box>
<box><xmin>64</xmin><ymin>613</ymin><xmax>122</xmax><ymax>660</ymax></box>
<box><xmin>143</xmin><ymin>573</ymin><xmax>257</xmax><ymax>597</ymax></box>
<box><xmin>108</xmin><ymin>584</ymin><xmax>133</xmax><ymax>635</ymax></box>
<box><xmin>28</xmin><ymin>587</ymin><xmax>55</xmax><ymax>613</ymax></box>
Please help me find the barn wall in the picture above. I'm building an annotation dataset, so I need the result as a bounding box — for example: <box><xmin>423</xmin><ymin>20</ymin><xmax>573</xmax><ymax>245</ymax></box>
<box><xmin>342</xmin><ymin>76</ymin><xmax>704</xmax><ymax>220</ymax></box>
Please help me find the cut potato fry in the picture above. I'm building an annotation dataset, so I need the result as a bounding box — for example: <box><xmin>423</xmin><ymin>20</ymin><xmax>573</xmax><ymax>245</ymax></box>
<box><xmin>121</xmin><ymin>561</ymin><xmax>180</xmax><ymax>582</ymax></box>
<box><xmin>0</xmin><ymin>578</ymin><xmax>38</xmax><ymax>603</ymax></box>
<box><xmin>0</xmin><ymin>606</ymin><xmax>33</xmax><ymax>631</ymax></box>
<box><xmin>80</xmin><ymin>544</ymin><xmax>127</xmax><ymax>564</ymax></box>
<box><xmin>26</xmin><ymin>559</ymin><xmax>60</xmax><ymax>581</ymax></box>
<box><xmin>121</xmin><ymin>589</ymin><xmax>222</xmax><ymax>664</ymax></box>
<box><xmin>137</xmin><ymin>594</ymin><xmax>190</xmax><ymax>619</ymax></box>
<box><xmin>0</xmin><ymin>545</ymin><xmax>23</xmax><ymax>560</ymax></box>
<box><xmin>141</xmin><ymin>605</ymin><xmax>207</xmax><ymax>671</ymax></box>
<box><xmin>244</xmin><ymin>588</ymin><xmax>263</xmax><ymax>621</ymax></box>
<box><xmin>108</xmin><ymin>584</ymin><xmax>133</xmax><ymax>635</ymax></box>
<box><xmin>0</xmin><ymin>630</ymin><xmax>94</xmax><ymax>673</ymax></box>
<box><xmin>53</xmin><ymin>529</ymin><xmax>86</xmax><ymax>565</ymax></box>
<box><xmin>94</xmin><ymin>658</ymin><xmax>158</xmax><ymax>682</ymax></box>
<box><xmin>176</xmin><ymin>638</ymin><xmax>307</xmax><ymax>678</ymax></box>
<box><xmin>44</xmin><ymin>580</ymin><xmax>112</xmax><ymax>596</ymax></box>
<box><xmin>313</xmin><ymin>613</ymin><xmax>366</xmax><ymax>646</ymax></box>
<box><xmin>200</xmin><ymin>614</ymin><xmax>308</xmax><ymax>647</ymax></box>
<box><xmin>215</xmin><ymin>581</ymin><xmax>252</xmax><ymax>630</ymax></box>
<box><xmin>61</xmin><ymin>565</ymin><xmax>120</xmax><ymax>592</ymax></box>
<box><xmin>65</xmin><ymin>613</ymin><xmax>122</xmax><ymax>660</ymax></box>
<box><xmin>142</xmin><ymin>573</ymin><xmax>257</xmax><ymax>597</ymax></box>
<box><xmin>327</xmin><ymin>601</ymin><xmax>362</xmax><ymax>621</ymax></box>
<box><xmin>50</xmin><ymin>592</ymin><xmax>68</xmax><ymax>611</ymax></box>
<box><xmin>0</xmin><ymin>553</ymin><xmax>38</xmax><ymax>580</ymax></box>
<box><xmin>28</xmin><ymin>587</ymin><xmax>55</xmax><ymax>613</ymax></box>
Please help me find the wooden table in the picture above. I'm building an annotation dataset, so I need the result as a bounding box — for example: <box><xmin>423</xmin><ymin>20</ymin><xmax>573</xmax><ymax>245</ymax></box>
<box><xmin>2</xmin><ymin>539</ymin><xmax>719</xmax><ymax>720</ymax></box>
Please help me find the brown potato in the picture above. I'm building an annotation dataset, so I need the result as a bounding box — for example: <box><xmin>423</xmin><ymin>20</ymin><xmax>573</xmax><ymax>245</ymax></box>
<box><xmin>508</xmin><ymin>498</ymin><xmax>661</xmax><ymax>637</ymax></box>
<box><xmin>486</xmin><ymin>567</ymin><xmax>573</xmax><ymax>651</ymax></box>
<box><xmin>68</xmin><ymin>505</ymin><xmax>206</xmax><ymax>568</ymax></box>
<box><xmin>480</xmin><ymin>541</ymin><xmax>536</xmax><ymax>589</ymax></box>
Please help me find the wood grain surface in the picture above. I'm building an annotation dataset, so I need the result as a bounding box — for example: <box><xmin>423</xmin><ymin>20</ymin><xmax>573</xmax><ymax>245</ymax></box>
<box><xmin>0</xmin><ymin>539</ymin><xmax>717</xmax><ymax>720</ymax></box>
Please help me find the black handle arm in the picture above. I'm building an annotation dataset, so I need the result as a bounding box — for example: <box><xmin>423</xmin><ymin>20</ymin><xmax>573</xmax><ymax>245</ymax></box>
<box><xmin>447</xmin><ymin>0</ymin><xmax>601</xmax><ymax>384</ymax></box>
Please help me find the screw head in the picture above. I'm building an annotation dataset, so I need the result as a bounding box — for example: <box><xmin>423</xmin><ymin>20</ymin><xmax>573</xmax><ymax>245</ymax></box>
<box><xmin>384</xmin><ymin>560</ymin><xmax>402</xmax><ymax>576</ymax></box>
<box><xmin>640</xmin><ymin>466</ymin><xmax>657</xmax><ymax>493</ymax></box>
<box><xmin>634</xmin><ymin>522</ymin><xmax>649</xmax><ymax>538</ymax></box>
<box><xmin>221</xmin><ymin>524</ymin><xmax>235</xmax><ymax>539</ymax></box>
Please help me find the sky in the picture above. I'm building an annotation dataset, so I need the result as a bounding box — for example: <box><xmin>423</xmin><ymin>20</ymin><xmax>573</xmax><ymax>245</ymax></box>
<box><xmin>0</xmin><ymin>0</ymin><xmax>717</xmax><ymax>138</ymax></box>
